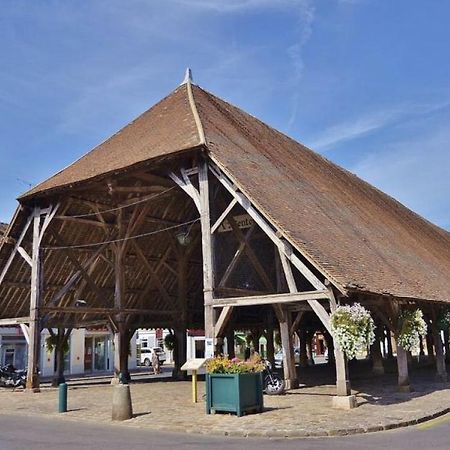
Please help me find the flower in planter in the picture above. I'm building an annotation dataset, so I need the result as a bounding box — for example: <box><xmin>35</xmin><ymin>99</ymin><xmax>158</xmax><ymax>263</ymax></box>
<box><xmin>397</xmin><ymin>309</ymin><xmax>427</xmax><ymax>353</ymax></box>
<box><xmin>206</xmin><ymin>355</ymin><xmax>265</xmax><ymax>374</ymax></box>
<box><xmin>330</xmin><ymin>303</ymin><xmax>376</xmax><ymax>359</ymax></box>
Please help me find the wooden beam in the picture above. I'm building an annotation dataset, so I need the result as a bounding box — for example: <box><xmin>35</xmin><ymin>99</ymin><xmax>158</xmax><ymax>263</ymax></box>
<box><xmin>17</xmin><ymin>246</ymin><xmax>32</xmax><ymax>267</ymax></box>
<box><xmin>290</xmin><ymin>311</ymin><xmax>304</xmax><ymax>334</ymax></box>
<box><xmin>214</xmin><ymin>306</ymin><xmax>234</xmax><ymax>338</ymax></box>
<box><xmin>19</xmin><ymin>323</ymin><xmax>30</xmax><ymax>345</ymax></box>
<box><xmin>54</xmin><ymin>216</ymin><xmax>114</xmax><ymax>229</ymax></box>
<box><xmin>198</xmin><ymin>162</ymin><xmax>215</xmax><ymax>342</ymax></box>
<box><xmin>112</xmin><ymin>185</ymin><xmax>166</xmax><ymax>194</ymax></box>
<box><xmin>0</xmin><ymin>212</ymin><xmax>33</xmax><ymax>287</ymax></box>
<box><xmin>133</xmin><ymin>172</ymin><xmax>173</xmax><ymax>188</ymax></box>
<box><xmin>218</xmin><ymin>225</ymin><xmax>256</xmax><ymax>288</ymax></box>
<box><xmin>46</xmin><ymin>242</ymin><xmax>108</xmax><ymax>308</ymax></box>
<box><xmin>26</xmin><ymin>207</ymin><xmax>42</xmax><ymax>390</ymax></box>
<box><xmin>209</xmin><ymin>162</ymin><xmax>330</xmax><ymax>292</ymax></box>
<box><xmin>208</xmin><ymin>290</ymin><xmax>329</xmax><ymax>307</ymax></box>
<box><xmin>215</xmin><ymin>287</ymin><xmax>266</xmax><ymax>297</ymax></box>
<box><xmin>40</xmin><ymin>306</ymin><xmax>175</xmax><ymax>315</ymax></box>
<box><xmin>226</xmin><ymin>213</ymin><xmax>274</xmax><ymax>292</ymax></box>
<box><xmin>211</xmin><ymin>198</ymin><xmax>238</xmax><ymax>234</ymax></box>
<box><xmin>0</xmin><ymin>316</ymin><xmax>30</xmax><ymax>326</ymax></box>
<box><xmin>372</xmin><ymin>304</ymin><xmax>395</xmax><ymax>332</ymax></box>
<box><xmin>278</xmin><ymin>243</ymin><xmax>332</xmax><ymax>334</ymax></box>
<box><xmin>169</xmin><ymin>171</ymin><xmax>201</xmax><ymax>212</ymax></box>
<box><xmin>132</xmin><ymin>240</ymin><xmax>173</xmax><ymax>306</ymax></box>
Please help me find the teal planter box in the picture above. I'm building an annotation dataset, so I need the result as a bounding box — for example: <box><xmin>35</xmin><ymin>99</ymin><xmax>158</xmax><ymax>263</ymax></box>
<box><xmin>206</xmin><ymin>372</ymin><xmax>264</xmax><ymax>417</ymax></box>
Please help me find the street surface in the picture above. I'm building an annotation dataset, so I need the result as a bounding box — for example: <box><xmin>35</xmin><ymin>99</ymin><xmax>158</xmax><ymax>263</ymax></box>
<box><xmin>0</xmin><ymin>413</ymin><xmax>449</xmax><ymax>450</ymax></box>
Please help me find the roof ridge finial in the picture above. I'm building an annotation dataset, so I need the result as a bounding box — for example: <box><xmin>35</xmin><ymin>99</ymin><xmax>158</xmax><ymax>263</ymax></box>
<box><xmin>182</xmin><ymin>67</ymin><xmax>193</xmax><ymax>85</ymax></box>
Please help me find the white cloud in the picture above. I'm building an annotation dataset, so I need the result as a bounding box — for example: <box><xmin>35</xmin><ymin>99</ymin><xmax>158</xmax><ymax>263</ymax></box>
<box><xmin>286</xmin><ymin>1</ymin><xmax>315</xmax><ymax>128</ymax></box>
<box><xmin>307</xmin><ymin>100</ymin><xmax>450</xmax><ymax>151</ymax></box>
<box><xmin>172</xmin><ymin>0</ymin><xmax>308</xmax><ymax>13</ymax></box>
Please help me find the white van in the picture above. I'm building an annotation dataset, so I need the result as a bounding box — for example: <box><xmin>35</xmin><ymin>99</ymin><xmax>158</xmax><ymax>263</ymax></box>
<box><xmin>140</xmin><ymin>347</ymin><xmax>167</xmax><ymax>366</ymax></box>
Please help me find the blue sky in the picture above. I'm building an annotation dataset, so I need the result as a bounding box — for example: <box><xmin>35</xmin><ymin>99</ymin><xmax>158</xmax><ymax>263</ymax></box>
<box><xmin>1</xmin><ymin>0</ymin><xmax>449</xmax><ymax>230</ymax></box>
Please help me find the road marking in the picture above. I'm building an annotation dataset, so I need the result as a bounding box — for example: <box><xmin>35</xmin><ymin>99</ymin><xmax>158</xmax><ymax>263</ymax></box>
<box><xmin>417</xmin><ymin>413</ymin><xmax>450</xmax><ymax>430</ymax></box>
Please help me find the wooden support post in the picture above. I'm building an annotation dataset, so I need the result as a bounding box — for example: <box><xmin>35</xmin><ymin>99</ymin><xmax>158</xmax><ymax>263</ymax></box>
<box><xmin>306</xmin><ymin>331</ymin><xmax>315</xmax><ymax>366</ymax></box>
<box><xmin>324</xmin><ymin>330</ymin><xmax>335</xmax><ymax>366</ymax></box>
<box><xmin>386</xmin><ymin>327</ymin><xmax>394</xmax><ymax>359</ymax></box>
<box><xmin>112</xmin><ymin>220</ymin><xmax>130</xmax><ymax>382</ymax></box>
<box><xmin>51</xmin><ymin>328</ymin><xmax>72</xmax><ymax>386</ymax></box>
<box><xmin>226</xmin><ymin>328</ymin><xmax>235</xmax><ymax>359</ymax></box>
<box><xmin>431</xmin><ymin>312</ymin><xmax>447</xmax><ymax>382</ymax></box>
<box><xmin>426</xmin><ymin>332</ymin><xmax>435</xmax><ymax>362</ymax></box>
<box><xmin>26</xmin><ymin>208</ymin><xmax>42</xmax><ymax>392</ymax></box>
<box><xmin>371</xmin><ymin>332</ymin><xmax>385</xmax><ymax>375</ymax></box>
<box><xmin>334</xmin><ymin>346</ymin><xmax>351</xmax><ymax>396</ymax></box>
<box><xmin>198</xmin><ymin>162</ymin><xmax>215</xmax><ymax>349</ymax></box>
<box><xmin>299</xmin><ymin>328</ymin><xmax>308</xmax><ymax>368</ymax></box>
<box><xmin>266</xmin><ymin>313</ymin><xmax>275</xmax><ymax>366</ymax></box>
<box><xmin>444</xmin><ymin>329</ymin><xmax>450</xmax><ymax>363</ymax></box>
<box><xmin>113</xmin><ymin>326</ymin><xmax>130</xmax><ymax>383</ymax></box>
<box><xmin>396</xmin><ymin>344</ymin><xmax>410</xmax><ymax>392</ymax></box>
<box><xmin>274</xmin><ymin>305</ymin><xmax>298</xmax><ymax>390</ymax></box>
<box><xmin>328</xmin><ymin>288</ymin><xmax>352</xmax><ymax>398</ymax></box>
<box><xmin>173</xmin><ymin>328</ymin><xmax>187</xmax><ymax>380</ymax></box>
<box><xmin>419</xmin><ymin>337</ymin><xmax>425</xmax><ymax>358</ymax></box>
<box><xmin>389</xmin><ymin>301</ymin><xmax>411</xmax><ymax>392</ymax></box>
<box><xmin>214</xmin><ymin>306</ymin><xmax>234</xmax><ymax>340</ymax></box>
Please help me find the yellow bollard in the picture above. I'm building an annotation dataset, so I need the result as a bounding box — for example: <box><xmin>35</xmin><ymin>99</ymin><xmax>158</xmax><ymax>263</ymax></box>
<box><xmin>192</xmin><ymin>370</ymin><xmax>198</xmax><ymax>403</ymax></box>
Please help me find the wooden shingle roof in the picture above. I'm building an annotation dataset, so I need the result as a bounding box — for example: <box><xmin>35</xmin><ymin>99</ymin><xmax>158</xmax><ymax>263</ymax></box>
<box><xmin>13</xmin><ymin>80</ymin><xmax>450</xmax><ymax>303</ymax></box>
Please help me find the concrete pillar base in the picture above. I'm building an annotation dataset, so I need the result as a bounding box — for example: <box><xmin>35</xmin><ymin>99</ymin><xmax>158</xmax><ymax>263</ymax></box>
<box><xmin>372</xmin><ymin>365</ymin><xmax>385</xmax><ymax>376</ymax></box>
<box><xmin>25</xmin><ymin>387</ymin><xmax>41</xmax><ymax>393</ymax></box>
<box><xmin>112</xmin><ymin>384</ymin><xmax>133</xmax><ymax>421</ymax></box>
<box><xmin>436</xmin><ymin>373</ymin><xmax>448</xmax><ymax>383</ymax></box>
<box><xmin>398</xmin><ymin>384</ymin><xmax>411</xmax><ymax>393</ymax></box>
<box><xmin>332</xmin><ymin>395</ymin><xmax>357</xmax><ymax>409</ymax></box>
<box><xmin>336</xmin><ymin>379</ymin><xmax>351</xmax><ymax>397</ymax></box>
<box><xmin>284</xmin><ymin>379</ymin><xmax>299</xmax><ymax>390</ymax></box>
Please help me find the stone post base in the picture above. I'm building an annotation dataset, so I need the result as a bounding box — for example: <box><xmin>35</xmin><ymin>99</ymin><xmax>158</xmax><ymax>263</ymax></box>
<box><xmin>436</xmin><ymin>373</ymin><xmax>447</xmax><ymax>383</ymax></box>
<box><xmin>398</xmin><ymin>384</ymin><xmax>411</xmax><ymax>393</ymax></box>
<box><xmin>332</xmin><ymin>395</ymin><xmax>357</xmax><ymax>410</ymax></box>
<box><xmin>112</xmin><ymin>384</ymin><xmax>133</xmax><ymax>421</ymax></box>
<box><xmin>284</xmin><ymin>379</ymin><xmax>299</xmax><ymax>390</ymax></box>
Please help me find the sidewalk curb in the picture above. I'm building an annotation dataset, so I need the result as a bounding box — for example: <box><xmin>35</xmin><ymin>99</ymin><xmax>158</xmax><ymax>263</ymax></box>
<box><xmin>2</xmin><ymin>405</ymin><xmax>449</xmax><ymax>439</ymax></box>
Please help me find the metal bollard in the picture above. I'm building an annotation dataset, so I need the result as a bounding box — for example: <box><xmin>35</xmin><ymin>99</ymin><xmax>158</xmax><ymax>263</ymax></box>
<box><xmin>58</xmin><ymin>382</ymin><xmax>68</xmax><ymax>413</ymax></box>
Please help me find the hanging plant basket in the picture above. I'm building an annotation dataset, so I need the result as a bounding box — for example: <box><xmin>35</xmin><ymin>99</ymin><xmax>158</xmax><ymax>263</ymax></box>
<box><xmin>397</xmin><ymin>309</ymin><xmax>427</xmax><ymax>352</ymax></box>
<box><xmin>164</xmin><ymin>333</ymin><xmax>177</xmax><ymax>351</ymax></box>
<box><xmin>330</xmin><ymin>303</ymin><xmax>375</xmax><ymax>359</ymax></box>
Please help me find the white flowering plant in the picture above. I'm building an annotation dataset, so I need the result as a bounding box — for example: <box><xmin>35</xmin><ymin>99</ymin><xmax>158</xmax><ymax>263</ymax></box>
<box><xmin>330</xmin><ymin>303</ymin><xmax>376</xmax><ymax>359</ymax></box>
<box><xmin>397</xmin><ymin>309</ymin><xmax>427</xmax><ymax>353</ymax></box>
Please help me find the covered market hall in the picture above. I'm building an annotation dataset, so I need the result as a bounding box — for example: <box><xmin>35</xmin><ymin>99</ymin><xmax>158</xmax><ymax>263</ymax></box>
<box><xmin>1</xmin><ymin>71</ymin><xmax>450</xmax><ymax>408</ymax></box>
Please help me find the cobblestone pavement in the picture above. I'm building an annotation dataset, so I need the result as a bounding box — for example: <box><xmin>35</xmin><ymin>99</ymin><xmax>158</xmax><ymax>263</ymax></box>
<box><xmin>1</xmin><ymin>365</ymin><xmax>449</xmax><ymax>438</ymax></box>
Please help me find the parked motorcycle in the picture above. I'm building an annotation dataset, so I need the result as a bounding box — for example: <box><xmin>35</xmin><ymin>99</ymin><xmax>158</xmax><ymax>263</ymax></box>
<box><xmin>263</xmin><ymin>360</ymin><xmax>285</xmax><ymax>395</ymax></box>
<box><xmin>0</xmin><ymin>364</ymin><xmax>27</xmax><ymax>389</ymax></box>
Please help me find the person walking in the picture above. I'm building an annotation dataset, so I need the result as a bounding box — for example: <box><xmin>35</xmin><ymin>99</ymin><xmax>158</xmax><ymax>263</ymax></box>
<box><xmin>151</xmin><ymin>348</ymin><xmax>160</xmax><ymax>375</ymax></box>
